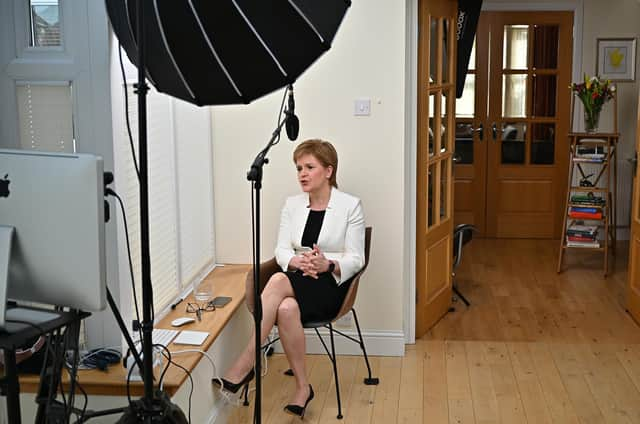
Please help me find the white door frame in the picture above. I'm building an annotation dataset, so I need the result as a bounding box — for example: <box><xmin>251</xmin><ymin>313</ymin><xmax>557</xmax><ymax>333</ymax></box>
<box><xmin>404</xmin><ymin>0</ymin><xmax>584</xmax><ymax>344</ymax></box>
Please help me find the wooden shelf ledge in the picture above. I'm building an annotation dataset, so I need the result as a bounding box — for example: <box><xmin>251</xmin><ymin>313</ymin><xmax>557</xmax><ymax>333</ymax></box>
<box><xmin>16</xmin><ymin>264</ymin><xmax>251</xmax><ymax>397</ymax></box>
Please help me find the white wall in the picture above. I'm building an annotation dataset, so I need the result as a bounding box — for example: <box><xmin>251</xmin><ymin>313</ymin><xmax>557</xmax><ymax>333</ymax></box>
<box><xmin>211</xmin><ymin>0</ymin><xmax>408</xmax><ymax>339</ymax></box>
<box><xmin>582</xmin><ymin>0</ymin><xmax>640</xmax><ymax>233</ymax></box>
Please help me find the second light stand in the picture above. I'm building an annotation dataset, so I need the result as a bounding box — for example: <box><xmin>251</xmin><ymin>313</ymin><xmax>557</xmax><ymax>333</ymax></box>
<box><xmin>246</xmin><ymin>108</ymin><xmax>292</xmax><ymax>424</ymax></box>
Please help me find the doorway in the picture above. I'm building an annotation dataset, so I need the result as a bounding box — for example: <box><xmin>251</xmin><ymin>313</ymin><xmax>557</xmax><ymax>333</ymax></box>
<box><xmin>453</xmin><ymin>11</ymin><xmax>574</xmax><ymax>238</ymax></box>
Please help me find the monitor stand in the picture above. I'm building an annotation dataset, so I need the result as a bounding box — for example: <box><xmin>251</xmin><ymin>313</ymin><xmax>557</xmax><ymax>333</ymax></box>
<box><xmin>0</xmin><ymin>226</ymin><xmax>13</xmax><ymax>331</ymax></box>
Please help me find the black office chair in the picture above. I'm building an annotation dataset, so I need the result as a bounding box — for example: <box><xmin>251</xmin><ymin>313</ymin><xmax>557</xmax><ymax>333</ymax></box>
<box><xmin>246</xmin><ymin>227</ymin><xmax>378</xmax><ymax>419</ymax></box>
<box><xmin>452</xmin><ymin>224</ymin><xmax>476</xmax><ymax>307</ymax></box>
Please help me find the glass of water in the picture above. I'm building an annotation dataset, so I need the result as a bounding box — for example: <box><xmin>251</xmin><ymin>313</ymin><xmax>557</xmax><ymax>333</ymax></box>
<box><xmin>193</xmin><ymin>281</ymin><xmax>212</xmax><ymax>302</ymax></box>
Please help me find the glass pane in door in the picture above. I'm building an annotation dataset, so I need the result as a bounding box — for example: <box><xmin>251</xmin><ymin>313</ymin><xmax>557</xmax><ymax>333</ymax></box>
<box><xmin>531</xmin><ymin>123</ymin><xmax>555</xmax><ymax>164</ymax></box>
<box><xmin>29</xmin><ymin>0</ymin><xmax>61</xmax><ymax>47</ymax></box>
<box><xmin>455</xmin><ymin>123</ymin><xmax>474</xmax><ymax>164</ymax></box>
<box><xmin>440</xmin><ymin>92</ymin><xmax>448</xmax><ymax>154</ymax></box>
<box><xmin>427</xmin><ymin>163</ymin><xmax>436</xmax><ymax>228</ymax></box>
<box><xmin>503</xmin><ymin>74</ymin><xmax>527</xmax><ymax>118</ymax></box>
<box><xmin>440</xmin><ymin>159</ymin><xmax>450</xmax><ymax>221</ymax></box>
<box><xmin>429</xmin><ymin>18</ymin><xmax>438</xmax><ymax>83</ymax></box>
<box><xmin>441</xmin><ymin>19</ymin><xmax>449</xmax><ymax>84</ymax></box>
<box><xmin>532</xmin><ymin>75</ymin><xmax>557</xmax><ymax>117</ymax></box>
<box><xmin>456</xmin><ymin>74</ymin><xmax>475</xmax><ymax>118</ymax></box>
<box><xmin>501</xmin><ymin>122</ymin><xmax>527</xmax><ymax>164</ymax></box>
<box><xmin>503</xmin><ymin>25</ymin><xmax>529</xmax><ymax>70</ymax></box>
<box><xmin>428</xmin><ymin>93</ymin><xmax>435</xmax><ymax>156</ymax></box>
<box><xmin>533</xmin><ymin>25</ymin><xmax>559</xmax><ymax>69</ymax></box>
<box><xmin>16</xmin><ymin>82</ymin><xmax>74</xmax><ymax>152</ymax></box>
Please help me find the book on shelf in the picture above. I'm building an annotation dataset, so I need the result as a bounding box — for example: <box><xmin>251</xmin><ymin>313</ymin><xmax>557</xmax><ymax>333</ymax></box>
<box><xmin>570</xmin><ymin>194</ymin><xmax>605</xmax><ymax>203</ymax></box>
<box><xmin>570</xmin><ymin>206</ymin><xmax>599</xmax><ymax>213</ymax></box>
<box><xmin>568</xmin><ymin>235</ymin><xmax>597</xmax><ymax>242</ymax></box>
<box><xmin>566</xmin><ymin>239</ymin><xmax>600</xmax><ymax>248</ymax></box>
<box><xmin>567</xmin><ymin>223</ymin><xmax>598</xmax><ymax>236</ymax></box>
<box><xmin>569</xmin><ymin>211</ymin><xmax>603</xmax><ymax>219</ymax></box>
<box><xmin>576</xmin><ymin>145</ymin><xmax>606</xmax><ymax>154</ymax></box>
<box><xmin>572</xmin><ymin>157</ymin><xmax>604</xmax><ymax>163</ymax></box>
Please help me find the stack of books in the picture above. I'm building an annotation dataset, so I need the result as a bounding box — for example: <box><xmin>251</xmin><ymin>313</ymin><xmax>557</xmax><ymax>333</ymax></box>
<box><xmin>569</xmin><ymin>206</ymin><xmax>602</xmax><ymax>220</ymax></box>
<box><xmin>571</xmin><ymin>194</ymin><xmax>606</xmax><ymax>207</ymax></box>
<box><xmin>566</xmin><ymin>223</ymin><xmax>599</xmax><ymax>248</ymax></box>
<box><xmin>573</xmin><ymin>145</ymin><xmax>606</xmax><ymax>163</ymax></box>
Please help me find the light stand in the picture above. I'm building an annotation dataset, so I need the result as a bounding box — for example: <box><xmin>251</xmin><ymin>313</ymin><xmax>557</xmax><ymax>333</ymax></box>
<box><xmin>116</xmin><ymin>1</ymin><xmax>187</xmax><ymax>422</ymax></box>
<box><xmin>246</xmin><ymin>109</ymin><xmax>292</xmax><ymax>424</ymax></box>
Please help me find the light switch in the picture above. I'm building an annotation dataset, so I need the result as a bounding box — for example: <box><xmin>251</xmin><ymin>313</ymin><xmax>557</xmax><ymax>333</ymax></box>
<box><xmin>354</xmin><ymin>98</ymin><xmax>371</xmax><ymax>116</ymax></box>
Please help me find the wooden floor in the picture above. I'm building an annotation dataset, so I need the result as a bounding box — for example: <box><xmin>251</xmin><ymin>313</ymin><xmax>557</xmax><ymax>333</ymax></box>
<box><xmin>227</xmin><ymin>239</ymin><xmax>640</xmax><ymax>423</ymax></box>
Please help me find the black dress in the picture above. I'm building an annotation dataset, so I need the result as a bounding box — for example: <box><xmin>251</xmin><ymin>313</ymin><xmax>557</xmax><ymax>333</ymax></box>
<box><xmin>284</xmin><ymin>210</ymin><xmax>352</xmax><ymax>323</ymax></box>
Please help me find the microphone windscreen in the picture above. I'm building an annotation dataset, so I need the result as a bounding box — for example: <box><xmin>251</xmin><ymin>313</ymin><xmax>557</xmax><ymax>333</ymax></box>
<box><xmin>286</xmin><ymin>114</ymin><xmax>299</xmax><ymax>141</ymax></box>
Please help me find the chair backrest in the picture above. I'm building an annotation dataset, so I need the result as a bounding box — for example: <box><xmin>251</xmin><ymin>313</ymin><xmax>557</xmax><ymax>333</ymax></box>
<box><xmin>332</xmin><ymin>226</ymin><xmax>372</xmax><ymax>321</ymax></box>
<box><xmin>453</xmin><ymin>224</ymin><xmax>476</xmax><ymax>269</ymax></box>
<box><xmin>244</xmin><ymin>227</ymin><xmax>373</xmax><ymax>320</ymax></box>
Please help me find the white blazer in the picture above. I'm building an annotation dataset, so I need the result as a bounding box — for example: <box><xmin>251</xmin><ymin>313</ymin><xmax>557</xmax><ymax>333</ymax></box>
<box><xmin>275</xmin><ymin>188</ymin><xmax>365</xmax><ymax>285</ymax></box>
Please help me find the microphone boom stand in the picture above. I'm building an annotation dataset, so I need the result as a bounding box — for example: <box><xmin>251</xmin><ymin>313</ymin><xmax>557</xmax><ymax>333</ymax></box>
<box><xmin>246</xmin><ymin>114</ymin><xmax>290</xmax><ymax>424</ymax></box>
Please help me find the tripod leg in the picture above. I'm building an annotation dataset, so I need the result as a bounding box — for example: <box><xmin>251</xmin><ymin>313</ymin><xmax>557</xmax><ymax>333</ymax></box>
<box><xmin>452</xmin><ymin>285</ymin><xmax>471</xmax><ymax>306</ymax></box>
<box><xmin>107</xmin><ymin>287</ymin><xmax>144</xmax><ymax>373</ymax></box>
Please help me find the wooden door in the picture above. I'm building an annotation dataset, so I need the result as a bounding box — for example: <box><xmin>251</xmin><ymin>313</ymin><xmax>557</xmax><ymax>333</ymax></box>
<box><xmin>453</xmin><ymin>15</ymin><xmax>489</xmax><ymax>235</ymax></box>
<box><xmin>453</xmin><ymin>11</ymin><xmax>573</xmax><ymax>238</ymax></box>
<box><xmin>416</xmin><ymin>0</ymin><xmax>456</xmax><ymax>338</ymax></box>
<box><xmin>627</xmin><ymin>95</ymin><xmax>640</xmax><ymax>322</ymax></box>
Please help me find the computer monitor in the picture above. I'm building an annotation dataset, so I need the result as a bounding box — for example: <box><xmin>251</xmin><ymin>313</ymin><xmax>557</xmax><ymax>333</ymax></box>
<box><xmin>0</xmin><ymin>149</ymin><xmax>107</xmax><ymax>328</ymax></box>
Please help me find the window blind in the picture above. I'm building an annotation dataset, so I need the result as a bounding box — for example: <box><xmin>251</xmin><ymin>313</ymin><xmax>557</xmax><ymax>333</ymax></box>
<box><xmin>16</xmin><ymin>82</ymin><xmax>74</xmax><ymax>152</ymax></box>
<box><xmin>115</xmin><ymin>84</ymin><xmax>215</xmax><ymax>315</ymax></box>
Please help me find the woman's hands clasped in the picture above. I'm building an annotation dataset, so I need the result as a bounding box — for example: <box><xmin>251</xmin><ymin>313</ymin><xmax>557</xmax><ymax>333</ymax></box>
<box><xmin>297</xmin><ymin>244</ymin><xmax>331</xmax><ymax>279</ymax></box>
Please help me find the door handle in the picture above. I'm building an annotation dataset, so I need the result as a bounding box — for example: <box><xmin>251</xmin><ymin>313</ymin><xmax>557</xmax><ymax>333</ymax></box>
<box><xmin>452</xmin><ymin>153</ymin><xmax>462</xmax><ymax>163</ymax></box>
<box><xmin>471</xmin><ymin>124</ymin><xmax>484</xmax><ymax>141</ymax></box>
<box><xmin>491</xmin><ymin>122</ymin><xmax>498</xmax><ymax>141</ymax></box>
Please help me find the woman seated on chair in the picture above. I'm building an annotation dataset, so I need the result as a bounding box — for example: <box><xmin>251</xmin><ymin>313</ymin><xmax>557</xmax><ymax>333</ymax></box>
<box><xmin>214</xmin><ymin>139</ymin><xmax>365</xmax><ymax>417</ymax></box>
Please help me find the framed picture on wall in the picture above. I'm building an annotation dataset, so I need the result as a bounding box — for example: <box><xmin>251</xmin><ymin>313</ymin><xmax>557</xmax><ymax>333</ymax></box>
<box><xmin>596</xmin><ymin>37</ymin><xmax>637</xmax><ymax>81</ymax></box>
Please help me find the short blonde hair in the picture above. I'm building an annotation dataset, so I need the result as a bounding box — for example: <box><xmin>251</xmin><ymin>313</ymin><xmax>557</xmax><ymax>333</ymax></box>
<box><xmin>293</xmin><ymin>139</ymin><xmax>338</xmax><ymax>188</ymax></box>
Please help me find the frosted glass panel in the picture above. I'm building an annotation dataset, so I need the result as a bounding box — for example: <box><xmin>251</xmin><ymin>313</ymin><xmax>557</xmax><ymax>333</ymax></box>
<box><xmin>503</xmin><ymin>25</ymin><xmax>528</xmax><ymax>70</ymax></box>
<box><xmin>29</xmin><ymin>0</ymin><xmax>61</xmax><ymax>47</ymax></box>
<box><xmin>16</xmin><ymin>83</ymin><xmax>74</xmax><ymax>152</ymax></box>
<box><xmin>456</xmin><ymin>74</ymin><xmax>475</xmax><ymax>118</ymax></box>
<box><xmin>502</xmin><ymin>74</ymin><xmax>527</xmax><ymax>118</ymax></box>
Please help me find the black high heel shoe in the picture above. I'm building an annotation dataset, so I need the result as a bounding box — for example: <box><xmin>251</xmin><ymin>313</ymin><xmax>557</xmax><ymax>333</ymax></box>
<box><xmin>284</xmin><ymin>385</ymin><xmax>314</xmax><ymax>419</ymax></box>
<box><xmin>212</xmin><ymin>368</ymin><xmax>255</xmax><ymax>394</ymax></box>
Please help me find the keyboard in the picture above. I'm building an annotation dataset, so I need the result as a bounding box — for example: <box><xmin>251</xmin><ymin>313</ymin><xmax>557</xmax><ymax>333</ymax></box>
<box><xmin>132</xmin><ymin>328</ymin><xmax>179</xmax><ymax>348</ymax></box>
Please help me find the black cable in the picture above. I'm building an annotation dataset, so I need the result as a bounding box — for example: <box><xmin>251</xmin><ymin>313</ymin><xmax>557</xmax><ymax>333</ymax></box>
<box><xmin>64</xmin><ymin>325</ymin><xmax>80</xmax><ymax>422</ymax></box>
<box><xmin>270</xmin><ymin>85</ymin><xmax>288</xmax><ymax>148</ymax></box>
<box><xmin>154</xmin><ymin>344</ymin><xmax>172</xmax><ymax>388</ymax></box>
<box><xmin>74</xmin><ymin>380</ymin><xmax>89</xmax><ymax>422</ymax></box>
<box><xmin>126</xmin><ymin>356</ymin><xmax>136</xmax><ymax>405</ymax></box>
<box><xmin>118</xmin><ymin>43</ymin><xmax>140</xmax><ymax>179</ymax></box>
<box><xmin>157</xmin><ymin>346</ymin><xmax>193</xmax><ymax>424</ymax></box>
<box><xmin>108</xmin><ymin>189</ymin><xmax>143</xmax><ymax>343</ymax></box>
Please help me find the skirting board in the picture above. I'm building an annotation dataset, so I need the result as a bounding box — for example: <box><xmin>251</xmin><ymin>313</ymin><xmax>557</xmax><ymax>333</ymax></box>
<box><xmin>270</xmin><ymin>328</ymin><xmax>405</xmax><ymax>357</ymax></box>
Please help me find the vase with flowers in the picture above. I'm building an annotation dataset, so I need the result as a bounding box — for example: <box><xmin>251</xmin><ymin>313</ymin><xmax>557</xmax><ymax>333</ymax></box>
<box><xmin>570</xmin><ymin>74</ymin><xmax>615</xmax><ymax>133</ymax></box>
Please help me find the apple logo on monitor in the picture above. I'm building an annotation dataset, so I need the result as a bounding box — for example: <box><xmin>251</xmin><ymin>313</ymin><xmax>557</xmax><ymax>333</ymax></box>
<box><xmin>0</xmin><ymin>174</ymin><xmax>10</xmax><ymax>198</ymax></box>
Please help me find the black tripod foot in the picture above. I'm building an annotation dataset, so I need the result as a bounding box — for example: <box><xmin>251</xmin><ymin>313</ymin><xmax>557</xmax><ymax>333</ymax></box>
<box><xmin>452</xmin><ymin>285</ymin><xmax>470</xmax><ymax>307</ymax></box>
<box><xmin>284</xmin><ymin>368</ymin><xmax>294</xmax><ymax>376</ymax></box>
<box><xmin>364</xmin><ymin>377</ymin><xmax>379</xmax><ymax>385</ymax></box>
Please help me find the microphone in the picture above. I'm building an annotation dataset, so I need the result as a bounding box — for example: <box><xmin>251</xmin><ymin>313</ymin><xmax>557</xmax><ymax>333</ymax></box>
<box><xmin>285</xmin><ymin>85</ymin><xmax>299</xmax><ymax>141</ymax></box>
